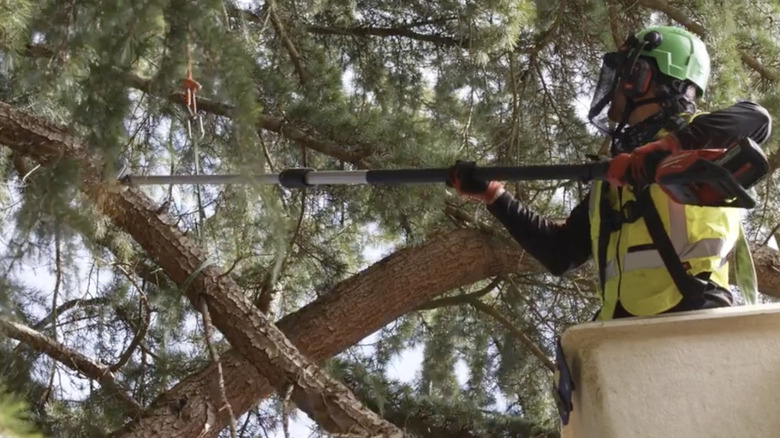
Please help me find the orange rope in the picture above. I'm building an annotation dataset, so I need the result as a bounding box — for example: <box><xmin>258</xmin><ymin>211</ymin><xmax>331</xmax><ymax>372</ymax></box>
<box><xmin>182</xmin><ymin>44</ymin><xmax>202</xmax><ymax>116</ymax></box>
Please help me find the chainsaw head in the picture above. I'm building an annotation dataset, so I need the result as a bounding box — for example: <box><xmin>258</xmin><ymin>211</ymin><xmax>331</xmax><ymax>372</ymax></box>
<box><xmin>655</xmin><ymin>137</ymin><xmax>769</xmax><ymax>209</ymax></box>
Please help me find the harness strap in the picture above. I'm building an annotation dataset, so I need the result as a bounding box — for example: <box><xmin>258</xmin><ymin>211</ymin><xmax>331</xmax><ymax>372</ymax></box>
<box><xmin>635</xmin><ymin>188</ymin><xmax>708</xmax><ymax>305</ymax></box>
<box><xmin>596</xmin><ymin>184</ymin><xmax>612</xmax><ymax>294</ymax></box>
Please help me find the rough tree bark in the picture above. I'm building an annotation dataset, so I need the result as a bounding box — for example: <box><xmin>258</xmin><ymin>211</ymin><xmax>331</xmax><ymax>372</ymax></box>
<box><xmin>0</xmin><ymin>101</ymin><xmax>403</xmax><ymax>438</ymax></box>
<box><xmin>752</xmin><ymin>245</ymin><xmax>780</xmax><ymax>295</ymax></box>
<box><xmin>109</xmin><ymin>228</ymin><xmax>539</xmax><ymax>438</ymax></box>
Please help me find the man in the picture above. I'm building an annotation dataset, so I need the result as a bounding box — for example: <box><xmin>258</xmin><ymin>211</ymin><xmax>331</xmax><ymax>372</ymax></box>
<box><xmin>448</xmin><ymin>25</ymin><xmax>772</xmax><ymax>321</ymax></box>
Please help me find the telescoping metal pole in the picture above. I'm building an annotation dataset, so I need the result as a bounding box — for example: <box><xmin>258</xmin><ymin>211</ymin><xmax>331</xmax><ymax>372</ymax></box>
<box><xmin>120</xmin><ymin>163</ymin><xmax>610</xmax><ymax>188</ymax></box>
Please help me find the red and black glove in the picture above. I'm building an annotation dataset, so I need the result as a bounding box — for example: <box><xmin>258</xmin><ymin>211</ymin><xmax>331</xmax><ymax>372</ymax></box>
<box><xmin>446</xmin><ymin>160</ymin><xmax>505</xmax><ymax>204</ymax></box>
<box><xmin>607</xmin><ymin>136</ymin><xmax>681</xmax><ymax>187</ymax></box>
<box><xmin>628</xmin><ymin>136</ymin><xmax>680</xmax><ymax>183</ymax></box>
<box><xmin>606</xmin><ymin>153</ymin><xmax>631</xmax><ymax>187</ymax></box>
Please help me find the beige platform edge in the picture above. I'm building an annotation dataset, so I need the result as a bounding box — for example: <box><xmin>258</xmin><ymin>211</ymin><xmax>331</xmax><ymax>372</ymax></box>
<box><xmin>560</xmin><ymin>302</ymin><xmax>780</xmax><ymax>438</ymax></box>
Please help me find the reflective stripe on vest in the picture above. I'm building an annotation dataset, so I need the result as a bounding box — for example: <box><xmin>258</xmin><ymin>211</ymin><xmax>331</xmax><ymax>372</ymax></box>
<box><xmin>602</xmin><ymin>195</ymin><xmax>731</xmax><ymax>282</ymax></box>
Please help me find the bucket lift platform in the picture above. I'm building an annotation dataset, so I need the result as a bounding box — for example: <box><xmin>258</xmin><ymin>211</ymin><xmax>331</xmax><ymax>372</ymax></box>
<box><xmin>560</xmin><ymin>303</ymin><xmax>780</xmax><ymax>438</ymax></box>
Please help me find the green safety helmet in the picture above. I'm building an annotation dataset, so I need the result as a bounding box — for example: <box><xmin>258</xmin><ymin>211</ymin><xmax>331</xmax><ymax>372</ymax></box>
<box><xmin>588</xmin><ymin>25</ymin><xmax>710</xmax><ymax>147</ymax></box>
<box><xmin>635</xmin><ymin>25</ymin><xmax>710</xmax><ymax>97</ymax></box>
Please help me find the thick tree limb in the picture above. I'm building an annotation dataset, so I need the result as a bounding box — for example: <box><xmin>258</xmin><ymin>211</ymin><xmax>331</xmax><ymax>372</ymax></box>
<box><xmin>0</xmin><ymin>101</ymin><xmax>403</xmax><ymax>437</ymax></box>
<box><xmin>0</xmin><ymin>316</ymin><xmax>144</xmax><ymax>417</ymax></box>
<box><xmin>752</xmin><ymin>244</ymin><xmax>780</xmax><ymax>296</ymax></box>
<box><xmin>111</xmin><ymin>228</ymin><xmax>541</xmax><ymax>438</ymax></box>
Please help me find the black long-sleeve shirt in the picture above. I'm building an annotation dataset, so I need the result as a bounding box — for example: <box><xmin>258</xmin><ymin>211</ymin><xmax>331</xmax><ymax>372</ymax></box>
<box><xmin>487</xmin><ymin>101</ymin><xmax>773</xmax><ymax>276</ymax></box>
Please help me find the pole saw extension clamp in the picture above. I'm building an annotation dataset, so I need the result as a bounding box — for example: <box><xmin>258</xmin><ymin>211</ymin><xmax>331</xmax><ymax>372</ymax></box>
<box><xmin>120</xmin><ymin>137</ymin><xmax>768</xmax><ymax>209</ymax></box>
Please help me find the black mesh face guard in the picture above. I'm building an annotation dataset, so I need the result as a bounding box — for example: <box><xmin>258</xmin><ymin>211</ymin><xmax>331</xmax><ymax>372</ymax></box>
<box><xmin>588</xmin><ymin>35</ymin><xmax>650</xmax><ymax>138</ymax></box>
<box><xmin>588</xmin><ymin>51</ymin><xmax>623</xmax><ymax>136</ymax></box>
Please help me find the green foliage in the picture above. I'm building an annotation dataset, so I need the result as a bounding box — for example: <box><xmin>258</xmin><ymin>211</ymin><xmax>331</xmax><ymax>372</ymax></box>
<box><xmin>0</xmin><ymin>0</ymin><xmax>778</xmax><ymax>436</ymax></box>
<box><xmin>329</xmin><ymin>356</ymin><xmax>560</xmax><ymax>438</ymax></box>
<box><xmin>0</xmin><ymin>381</ymin><xmax>42</xmax><ymax>438</ymax></box>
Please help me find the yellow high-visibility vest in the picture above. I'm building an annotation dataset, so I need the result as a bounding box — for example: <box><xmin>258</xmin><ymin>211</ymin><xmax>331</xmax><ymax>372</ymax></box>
<box><xmin>588</xmin><ymin>114</ymin><xmax>744</xmax><ymax>320</ymax></box>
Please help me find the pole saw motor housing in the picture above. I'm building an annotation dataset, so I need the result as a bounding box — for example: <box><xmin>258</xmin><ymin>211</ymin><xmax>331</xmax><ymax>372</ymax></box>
<box><xmin>655</xmin><ymin>137</ymin><xmax>769</xmax><ymax>209</ymax></box>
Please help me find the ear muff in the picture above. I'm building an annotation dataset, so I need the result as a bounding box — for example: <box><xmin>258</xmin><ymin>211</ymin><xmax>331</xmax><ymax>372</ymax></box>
<box><xmin>621</xmin><ymin>58</ymin><xmax>654</xmax><ymax>99</ymax></box>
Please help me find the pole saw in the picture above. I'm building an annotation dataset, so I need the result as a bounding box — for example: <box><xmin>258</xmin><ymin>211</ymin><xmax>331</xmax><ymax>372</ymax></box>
<box><xmin>120</xmin><ymin>137</ymin><xmax>769</xmax><ymax>209</ymax></box>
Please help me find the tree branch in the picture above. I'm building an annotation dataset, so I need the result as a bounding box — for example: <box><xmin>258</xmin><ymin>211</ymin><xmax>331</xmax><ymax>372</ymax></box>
<box><xmin>740</xmin><ymin>52</ymin><xmax>780</xmax><ymax>82</ymax></box>
<box><xmin>23</xmin><ymin>45</ymin><xmax>369</xmax><ymax>168</ymax></box>
<box><xmin>416</xmin><ymin>277</ymin><xmax>502</xmax><ymax>311</ymax></box>
<box><xmin>636</xmin><ymin>0</ymin><xmax>708</xmax><ymax>36</ymax></box>
<box><xmin>229</xmin><ymin>4</ymin><xmax>472</xmax><ymax>49</ymax></box>
<box><xmin>31</xmin><ymin>297</ymin><xmax>110</xmax><ymax>331</ymax></box>
<box><xmin>199</xmin><ymin>297</ymin><xmax>238</xmax><ymax>438</ymax></box>
<box><xmin>605</xmin><ymin>0</ymin><xmax>623</xmax><ymax>48</ymax></box>
<box><xmin>111</xmin><ymin>228</ymin><xmax>540</xmax><ymax>438</ymax></box>
<box><xmin>307</xmin><ymin>25</ymin><xmax>474</xmax><ymax>49</ymax></box>
<box><xmin>339</xmin><ymin>362</ymin><xmax>560</xmax><ymax>438</ymax></box>
<box><xmin>0</xmin><ymin>101</ymin><xmax>403</xmax><ymax>437</ymax></box>
<box><xmin>110</xmin><ymin>267</ymin><xmax>151</xmax><ymax>373</ymax></box>
<box><xmin>635</xmin><ymin>0</ymin><xmax>780</xmax><ymax>83</ymax></box>
<box><xmin>522</xmin><ymin>0</ymin><xmax>568</xmax><ymax>58</ymax></box>
<box><xmin>0</xmin><ymin>316</ymin><xmax>144</xmax><ymax>417</ymax></box>
<box><xmin>126</xmin><ymin>70</ymin><xmax>370</xmax><ymax>167</ymax></box>
<box><xmin>268</xmin><ymin>0</ymin><xmax>308</xmax><ymax>85</ymax></box>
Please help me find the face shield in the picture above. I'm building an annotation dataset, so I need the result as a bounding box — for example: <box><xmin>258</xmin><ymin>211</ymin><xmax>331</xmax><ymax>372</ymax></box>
<box><xmin>587</xmin><ymin>51</ymin><xmax>624</xmax><ymax>136</ymax></box>
<box><xmin>587</xmin><ymin>34</ymin><xmax>650</xmax><ymax>138</ymax></box>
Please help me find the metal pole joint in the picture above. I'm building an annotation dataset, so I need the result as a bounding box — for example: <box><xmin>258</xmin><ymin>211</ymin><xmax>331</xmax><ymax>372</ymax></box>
<box><xmin>279</xmin><ymin>168</ymin><xmax>315</xmax><ymax>188</ymax></box>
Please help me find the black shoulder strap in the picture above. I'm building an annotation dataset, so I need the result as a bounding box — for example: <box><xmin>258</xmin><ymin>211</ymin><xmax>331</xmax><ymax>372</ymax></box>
<box><xmin>597</xmin><ymin>183</ymin><xmax>613</xmax><ymax>293</ymax></box>
<box><xmin>636</xmin><ymin>188</ymin><xmax>707</xmax><ymax>305</ymax></box>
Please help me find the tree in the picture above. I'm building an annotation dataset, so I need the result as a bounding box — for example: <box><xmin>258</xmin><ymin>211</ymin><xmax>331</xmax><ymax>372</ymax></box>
<box><xmin>0</xmin><ymin>379</ymin><xmax>42</xmax><ymax>438</ymax></box>
<box><xmin>1</xmin><ymin>0</ymin><xmax>779</xmax><ymax>437</ymax></box>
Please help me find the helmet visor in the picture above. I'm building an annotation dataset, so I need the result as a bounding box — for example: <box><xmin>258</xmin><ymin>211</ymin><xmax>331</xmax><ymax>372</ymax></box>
<box><xmin>588</xmin><ymin>51</ymin><xmax>623</xmax><ymax>135</ymax></box>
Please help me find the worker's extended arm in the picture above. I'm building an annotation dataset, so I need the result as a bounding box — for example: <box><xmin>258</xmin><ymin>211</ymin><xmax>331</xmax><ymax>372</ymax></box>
<box><xmin>447</xmin><ymin>161</ymin><xmax>591</xmax><ymax>276</ymax></box>
<box><xmin>487</xmin><ymin>191</ymin><xmax>592</xmax><ymax>276</ymax></box>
